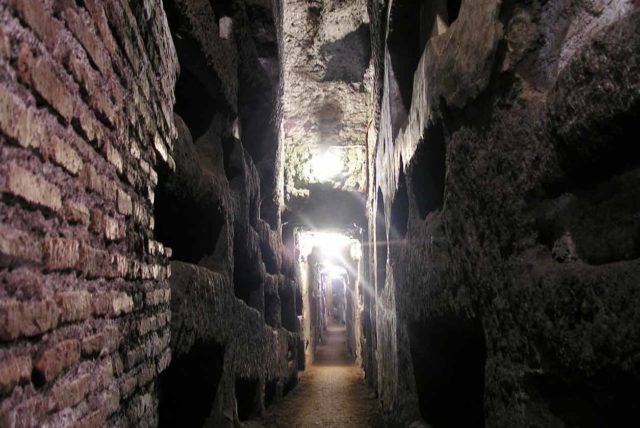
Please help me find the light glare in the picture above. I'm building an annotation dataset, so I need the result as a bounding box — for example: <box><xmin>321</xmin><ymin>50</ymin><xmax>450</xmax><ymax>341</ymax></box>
<box><xmin>312</xmin><ymin>149</ymin><xmax>343</xmax><ymax>181</ymax></box>
<box><xmin>299</xmin><ymin>231</ymin><xmax>353</xmax><ymax>258</ymax></box>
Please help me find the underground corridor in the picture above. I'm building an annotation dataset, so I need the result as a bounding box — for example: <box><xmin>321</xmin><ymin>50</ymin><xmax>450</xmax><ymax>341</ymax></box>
<box><xmin>0</xmin><ymin>0</ymin><xmax>639</xmax><ymax>427</ymax></box>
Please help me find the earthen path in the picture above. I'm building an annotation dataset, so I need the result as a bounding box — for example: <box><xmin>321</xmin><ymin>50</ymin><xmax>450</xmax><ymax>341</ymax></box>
<box><xmin>249</xmin><ymin>324</ymin><xmax>384</xmax><ymax>427</ymax></box>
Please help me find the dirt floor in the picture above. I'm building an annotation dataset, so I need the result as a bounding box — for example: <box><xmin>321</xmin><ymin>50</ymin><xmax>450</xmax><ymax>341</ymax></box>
<box><xmin>248</xmin><ymin>323</ymin><xmax>384</xmax><ymax>427</ymax></box>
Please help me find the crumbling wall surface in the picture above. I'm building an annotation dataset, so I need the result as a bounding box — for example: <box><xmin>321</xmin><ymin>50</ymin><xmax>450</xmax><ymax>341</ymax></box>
<box><xmin>155</xmin><ymin>1</ymin><xmax>299</xmax><ymax>426</ymax></box>
<box><xmin>368</xmin><ymin>0</ymin><xmax>640</xmax><ymax>426</ymax></box>
<box><xmin>0</xmin><ymin>0</ymin><xmax>177</xmax><ymax>426</ymax></box>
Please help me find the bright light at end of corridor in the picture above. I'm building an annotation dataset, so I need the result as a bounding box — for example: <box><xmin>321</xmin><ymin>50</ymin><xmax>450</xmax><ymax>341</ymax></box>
<box><xmin>320</xmin><ymin>262</ymin><xmax>347</xmax><ymax>278</ymax></box>
<box><xmin>311</xmin><ymin>148</ymin><xmax>343</xmax><ymax>182</ymax></box>
<box><xmin>299</xmin><ymin>231</ymin><xmax>356</xmax><ymax>258</ymax></box>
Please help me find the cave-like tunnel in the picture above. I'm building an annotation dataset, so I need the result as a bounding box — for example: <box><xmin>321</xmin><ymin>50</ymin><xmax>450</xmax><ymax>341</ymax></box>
<box><xmin>0</xmin><ymin>0</ymin><xmax>639</xmax><ymax>427</ymax></box>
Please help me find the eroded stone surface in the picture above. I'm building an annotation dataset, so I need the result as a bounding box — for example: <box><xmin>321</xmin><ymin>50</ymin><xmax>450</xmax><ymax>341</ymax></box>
<box><xmin>366</xmin><ymin>1</ymin><xmax>640</xmax><ymax>426</ymax></box>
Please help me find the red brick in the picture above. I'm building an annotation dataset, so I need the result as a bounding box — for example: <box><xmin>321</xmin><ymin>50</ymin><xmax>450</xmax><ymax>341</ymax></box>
<box><xmin>90</xmin><ymin>209</ymin><xmax>123</xmax><ymax>241</ymax></box>
<box><xmin>50</xmin><ymin>373</ymin><xmax>90</xmax><ymax>410</ymax></box>
<box><xmin>14</xmin><ymin>0</ymin><xmax>64</xmax><ymax>52</ymax></box>
<box><xmin>0</xmin><ymin>394</ymin><xmax>46</xmax><ymax>427</ymax></box>
<box><xmin>119</xmin><ymin>375</ymin><xmax>136</xmax><ymax>399</ymax></box>
<box><xmin>31</xmin><ymin>58</ymin><xmax>75</xmax><ymax>122</ymax></box>
<box><xmin>157</xmin><ymin>348</ymin><xmax>171</xmax><ymax>373</ymax></box>
<box><xmin>117</xmin><ymin>189</ymin><xmax>132</xmax><ymax>215</ymax></box>
<box><xmin>0</xmin><ymin>223</ymin><xmax>42</xmax><ymax>266</ymax></box>
<box><xmin>145</xmin><ymin>288</ymin><xmax>170</xmax><ymax>307</ymax></box>
<box><xmin>81</xmin><ymin>164</ymin><xmax>102</xmax><ymax>194</ymax></box>
<box><xmin>63</xmin><ymin>200</ymin><xmax>90</xmax><ymax>225</ymax></box>
<box><xmin>81</xmin><ymin>333</ymin><xmax>104</xmax><ymax>355</ymax></box>
<box><xmin>55</xmin><ymin>291</ymin><xmax>91</xmax><ymax>322</ymax></box>
<box><xmin>3</xmin><ymin>268</ymin><xmax>44</xmax><ymax>300</ymax></box>
<box><xmin>61</xmin><ymin>7</ymin><xmax>112</xmax><ymax>77</ymax></box>
<box><xmin>91</xmin><ymin>292</ymin><xmax>113</xmax><ymax>316</ymax></box>
<box><xmin>0</xmin><ymin>355</ymin><xmax>32</xmax><ymax>394</ymax></box>
<box><xmin>75</xmin><ymin>103</ymin><xmax>102</xmax><ymax>142</ymax></box>
<box><xmin>0</xmin><ymin>26</ymin><xmax>8</xmax><ymax>58</ymax></box>
<box><xmin>92</xmin><ymin>291</ymin><xmax>133</xmax><ymax>316</ymax></box>
<box><xmin>137</xmin><ymin>362</ymin><xmax>155</xmax><ymax>387</ymax></box>
<box><xmin>111</xmin><ymin>292</ymin><xmax>133</xmax><ymax>316</ymax></box>
<box><xmin>43</xmin><ymin>238</ymin><xmax>80</xmax><ymax>270</ymax></box>
<box><xmin>3</xmin><ymin>162</ymin><xmax>62</xmax><ymax>211</ymax></box>
<box><xmin>0</xmin><ymin>83</ymin><xmax>46</xmax><ymax>149</ymax></box>
<box><xmin>101</xmin><ymin>177</ymin><xmax>118</xmax><ymax>202</ymax></box>
<box><xmin>84</xmin><ymin>0</ymin><xmax>120</xmax><ymax>59</ymax></box>
<box><xmin>82</xmin><ymin>326</ymin><xmax>119</xmax><ymax>355</ymax></box>
<box><xmin>34</xmin><ymin>339</ymin><xmax>81</xmax><ymax>383</ymax></box>
<box><xmin>41</xmin><ymin>135</ymin><xmax>83</xmax><ymax>176</ymax></box>
<box><xmin>17</xmin><ymin>43</ymin><xmax>34</xmax><ymax>84</ymax></box>
<box><xmin>126</xmin><ymin>392</ymin><xmax>154</xmax><ymax>421</ymax></box>
<box><xmin>0</xmin><ymin>299</ymin><xmax>60</xmax><ymax>340</ymax></box>
<box><xmin>67</xmin><ymin>54</ymin><xmax>116</xmax><ymax>125</ymax></box>
<box><xmin>137</xmin><ymin>316</ymin><xmax>156</xmax><ymax>336</ymax></box>
<box><xmin>103</xmin><ymin>141</ymin><xmax>123</xmax><ymax>174</ymax></box>
<box><xmin>76</xmin><ymin>244</ymin><xmax>118</xmax><ymax>278</ymax></box>
<box><xmin>101</xmin><ymin>388</ymin><xmax>121</xmax><ymax>417</ymax></box>
<box><xmin>71</xmin><ymin>408</ymin><xmax>106</xmax><ymax>428</ymax></box>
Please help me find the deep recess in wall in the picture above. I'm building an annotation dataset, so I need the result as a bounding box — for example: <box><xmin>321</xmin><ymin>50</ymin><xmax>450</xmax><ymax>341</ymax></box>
<box><xmin>265</xmin><ymin>379</ymin><xmax>278</xmax><ymax>409</ymax></box>
<box><xmin>408</xmin><ymin>317</ymin><xmax>486</xmax><ymax>428</ymax></box>
<box><xmin>158</xmin><ymin>342</ymin><xmax>225</xmax><ymax>427</ymax></box>
<box><xmin>265</xmin><ymin>290</ymin><xmax>280</xmax><ymax>327</ymax></box>
<box><xmin>558</xmin><ymin>103</ymin><xmax>640</xmax><ymax>187</ymax></box>
<box><xmin>154</xmin><ymin>165</ymin><xmax>225</xmax><ymax>264</ymax></box>
<box><xmin>447</xmin><ymin>0</ymin><xmax>462</xmax><ymax>25</ymax></box>
<box><xmin>524</xmin><ymin>372</ymin><xmax>608</xmax><ymax>427</ymax></box>
<box><xmin>376</xmin><ymin>188</ymin><xmax>388</xmax><ymax>292</ymax></box>
<box><xmin>174</xmin><ymin>67</ymin><xmax>218</xmax><ymax>141</ymax></box>
<box><xmin>234</xmin><ymin>273</ymin><xmax>262</xmax><ymax>309</ymax></box>
<box><xmin>236</xmin><ymin>377</ymin><xmax>260</xmax><ymax>421</ymax></box>
<box><xmin>283</xmin><ymin>369</ymin><xmax>298</xmax><ymax>395</ymax></box>
<box><xmin>391</xmin><ymin>160</ymin><xmax>409</xmax><ymax>238</ymax></box>
<box><xmin>387</xmin><ymin>0</ymin><xmax>422</xmax><ymax>113</ymax></box>
<box><xmin>280</xmin><ymin>283</ymin><xmax>298</xmax><ymax>332</ymax></box>
<box><xmin>410</xmin><ymin>124</ymin><xmax>446</xmax><ymax>220</ymax></box>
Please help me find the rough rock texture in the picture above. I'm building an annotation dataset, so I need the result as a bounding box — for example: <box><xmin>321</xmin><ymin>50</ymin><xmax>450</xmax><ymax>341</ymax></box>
<box><xmin>0</xmin><ymin>0</ymin><xmax>177</xmax><ymax>425</ymax></box>
<box><xmin>155</xmin><ymin>1</ymin><xmax>301</xmax><ymax>426</ymax></box>
<box><xmin>366</xmin><ymin>0</ymin><xmax>640</xmax><ymax>426</ymax></box>
<box><xmin>281</xmin><ymin>0</ymin><xmax>372</xmax><ymax>209</ymax></box>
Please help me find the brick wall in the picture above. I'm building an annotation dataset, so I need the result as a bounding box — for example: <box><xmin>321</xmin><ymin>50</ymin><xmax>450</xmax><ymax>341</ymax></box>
<box><xmin>0</xmin><ymin>0</ymin><xmax>177</xmax><ymax>425</ymax></box>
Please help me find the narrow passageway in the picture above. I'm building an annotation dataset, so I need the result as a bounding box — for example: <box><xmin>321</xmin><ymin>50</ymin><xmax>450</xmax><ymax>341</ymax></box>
<box><xmin>251</xmin><ymin>323</ymin><xmax>383</xmax><ymax>428</ymax></box>
<box><xmin>1</xmin><ymin>1</ymin><xmax>638</xmax><ymax>426</ymax></box>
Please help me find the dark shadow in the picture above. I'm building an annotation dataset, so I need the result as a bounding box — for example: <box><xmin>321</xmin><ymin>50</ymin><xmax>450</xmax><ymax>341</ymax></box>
<box><xmin>409</xmin><ymin>124</ymin><xmax>446</xmax><ymax>220</ymax></box>
<box><xmin>280</xmin><ymin>281</ymin><xmax>298</xmax><ymax>332</ymax></box>
<box><xmin>408</xmin><ymin>316</ymin><xmax>486</xmax><ymax>428</ymax></box>
<box><xmin>158</xmin><ymin>342</ymin><xmax>225</xmax><ymax>427</ymax></box>
<box><xmin>321</xmin><ymin>24</ymin><xmax>372</xmax><ymax>83</ymax></box>
<box><xmin>236</xmin><ymin>377</ymin><xmax>260</xmax><ymax>421</ymax></box>
<box><xmin>391</xmin><ymin>160</ymin><xmax>409</xmax><ymax>239</ymax></box>
<box><xmin>265</xmin><ymin>290</ymin><xmax>281</xmax><ymax>328</ymax></box>
<box><xmin>447</xmin><ymin>0</ymin><xmax>462</xmax><ymax>25</ymax></box>
<box><xmin>388</xmin><ymin>1</ymin><xmax>422</xmax><ymax>113</ymax></box>
<box><xmin>154</xmin><ymin>154</ymin><xmax>225</xmax><ymax>265</ymax></box>
<box><xmin>265</xmin><ymin>379</ymin><xmax>278</xmax><ymax>409</ymax></box>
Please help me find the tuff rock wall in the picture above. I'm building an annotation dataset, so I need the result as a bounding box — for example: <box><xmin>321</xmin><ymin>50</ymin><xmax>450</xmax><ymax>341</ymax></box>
<box><xmin>146</xmin><ymin>0</ymin><xmax>301</xmax><ymax>427</ymax></box>
<box><xmin>366</xmin><ymin>0</ymin><xmax>640</xmax><ymax>426</ymax></box>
